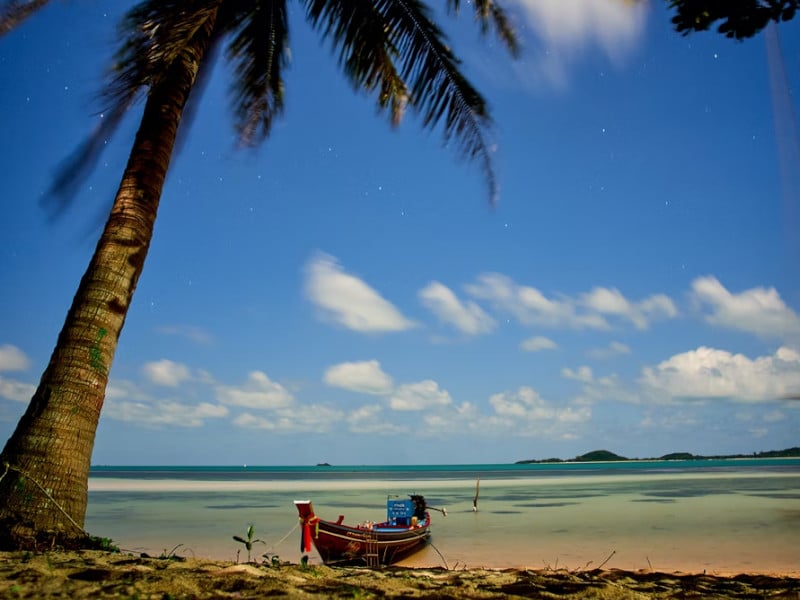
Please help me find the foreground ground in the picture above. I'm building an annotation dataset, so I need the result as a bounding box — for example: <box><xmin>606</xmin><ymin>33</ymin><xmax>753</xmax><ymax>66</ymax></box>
<box><xmin>1</xmin><ymin>550</ymin><xmax>798</xmax><ymax>599</ymax></box>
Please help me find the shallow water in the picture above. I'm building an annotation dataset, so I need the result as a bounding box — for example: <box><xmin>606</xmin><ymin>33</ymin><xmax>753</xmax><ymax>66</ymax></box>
<box><xmin>85</xmin><ymin>461</ymin><xmax>800</xmax><ymax>574</ymax></box>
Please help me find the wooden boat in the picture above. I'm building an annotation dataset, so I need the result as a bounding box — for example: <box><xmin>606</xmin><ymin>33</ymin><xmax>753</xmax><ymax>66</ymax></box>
<box><xmin>295</xmin><ymin>495</ymin><xmax>432</xmax><ymax>566</ymax></box>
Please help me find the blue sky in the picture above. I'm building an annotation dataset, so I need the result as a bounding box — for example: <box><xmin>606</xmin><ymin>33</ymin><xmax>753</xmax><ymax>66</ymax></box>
<box><xmin>1</xmin><ymin>1</ymin><xmax>799</xmax><ymax>466</ymax></box>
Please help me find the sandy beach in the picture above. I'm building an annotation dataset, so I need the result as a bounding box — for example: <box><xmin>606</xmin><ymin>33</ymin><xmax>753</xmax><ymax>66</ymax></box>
<box><xmin>2</xmin><ymin>549</ymin><xmax>799</xmax><ymax>599</ymax></box>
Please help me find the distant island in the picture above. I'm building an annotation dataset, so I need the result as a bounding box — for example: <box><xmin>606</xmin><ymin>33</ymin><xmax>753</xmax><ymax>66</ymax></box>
<box><xmin>515</xmin><ymin>447</ymin><xmax>800</xmax><ymax>464</ymax></box>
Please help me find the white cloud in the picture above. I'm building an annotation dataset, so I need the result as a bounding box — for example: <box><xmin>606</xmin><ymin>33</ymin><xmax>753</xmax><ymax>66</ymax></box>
<box><xmin>562</xmin><ymin>366</ymin><xmax>594</xmax><ymax>383</ymax></box>
<box><xmin>691</xmin><ymin>276</ymin><xmax>800</xmax><ymax>340</ymax></box>
<box><xmin>466</xmin><ymin>273</ymin><xmax>608</xmax><ymax>329</ymax></box>
<box><xmin>488</xmin><ymin>386</ymin><xmax>591</xmax><ymax>428</ymax></box>
<box><xmin>467</xmin><ymin>273</ymin><xmax>675</xmax><ymax>331</ymax></box>
<box><xmin>422</xmin><ymin>401</ymin><xmax>481</xmax><ymax>434</ymax></box>
<box><xmin>305</xmin><ymin>253</ymin><xmax>416</xmax><ymax>333</ymax></box>
<box><xmin>216</xmin><ymin>371</ymin><xmax>293</xmax><ymax>410</ymax></box>
<box><xmin>233</xmin><ymin>403</ymin><xmax>344</xmax><ymax>433</ymax></box>
<box><xmin>587</xmin><ymin>341</ymin><xmax>631</xmax><ymax>359</ymax></box>
<box><xmin>0</xmin><ymin>376</ymin><xmax>34</xmax><ymax>403</ymax></box>
<box><xmin>511</xmin><ymin>0</ymin><xmax>647</xmax><ymax>88</ymax></box>
<box><xmin>347</xmin><ymin>404</ymin><xmax>407</xmax><ymax>434</ymax></box>
<box><xmin>419</xmin><ymin>281</ymin><xmax>495</xmax><ymax>335</ymax></box>
<box><xmin>0</xmin><ymin>344</ymin><xmax>30</xmax><ymax>372</ymax></box>
<box><xmin>580</xmin><ymin>287</ymin><xmax>677</xmax><ymax>329</ymax></box>
<box><xmin>324</xmin><ymin>360</ymin><xmax>394</xmax><ymax>395</ymax></box>
<box><xmin>142</xmin><ymin>359</ymin><xmax>191</xmax><ymax>387</ymax></box>
<box><xmin>640</xmin><ymin>346</ymin><xmax>800</xmax><ymax>402</ymax></box>
<box><xmin>389</xmin><ymin>380</ymin><xmax>452</xmax><ymax>411</ymax></box>
<box><xmin>104</xmin><ymin>380</ymin><xmax>228</xmax><ymax>427</ymax></box>
<box><xmin>520</xmin><ymin>336</ymin><xmax>557</xmax><ymax>352</ymax></box>
<box><xmin>105</xmin><ymin>400</ymin><xmax>228</xmax><ymax>427</ymax></box>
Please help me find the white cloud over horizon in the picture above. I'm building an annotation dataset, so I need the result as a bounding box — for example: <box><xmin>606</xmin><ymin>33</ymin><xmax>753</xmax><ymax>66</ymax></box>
<box><xmin>580</xmin><ymin>287</ymin><xmax>677</xmax><ymax>330</ymax></box>
<box><xmin>691</xmin><ymin>276</ymin><xmax>800</xmax><ymax>341</ymax></box>
<box><xmin>587</xmin><ymin>341</ymin><xmax>631</xmax><ymax>359</ymax></box>
<box><xmin>389</xmin><ymin>380</ymin><xmax>453</xmax><ymax>411</ymax></box>
<box><xmin>419</xmin><ymin>281</ymin><xmax>496</xmax><ymax>335</ymax></box>
<box><xmin>324</xmin><ymin>360</ymin><xmax>394</xmax><ymax>395</ymax></box>
<box><xmin>465</xmin><ymin>273</ymin><xmax>677</xmax><ymax>331</ymax></box>
<box><xmin>305</xmin><ymin>253</ymin><xmax>417</xmax><ymax>333</ymax></box>
<box><xmin>640</xmin><ymin>346</ymin><xmax>800</xmax><ymax>402</ymax></box>
<box><xmin>104</xmin><ymin>380</ymin><xmax>228</xmax><ymax>428</ymax></box>
<box><xmin>487</xmin><ymin>386</ymin><xmax>592</xmax><ymax>436</ymax></box>
<box><xmin>142</xmin><ymin>359</ymin><xmax>192</xmax><ymax>387</ymax></box>
<box><xmin>1</xmin><ymin>270</ymin><xmax>798</xmax><ymax>454</ymax></box>
<box><xmin>216</xmin><ymin>371</ymin><xmax>294</xmax><ymax>410</ymax></box>
<box><xmin>520</xmin><ymin>335</ymin><xmax>558</xmax><ymax>352</ymax></box>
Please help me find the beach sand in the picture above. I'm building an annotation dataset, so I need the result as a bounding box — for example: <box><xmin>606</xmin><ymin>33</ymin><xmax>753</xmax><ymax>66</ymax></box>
<box><xmin>1</xmin><ymin>550</ymin><xmax>798</xmax><ymax>599</ymax></box>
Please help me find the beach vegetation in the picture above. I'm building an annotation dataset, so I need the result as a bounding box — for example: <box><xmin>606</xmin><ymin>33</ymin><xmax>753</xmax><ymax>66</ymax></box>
<box><xmin>158</xmin><ymin>544</ymin><xmax>185</xmax><ymax>561</ymax></box>
<box><xmin>87</xmin><ymin>536</ymin><xmax>120</xmax><ymax>553</ymax></box>
<box><xmin>233</xmin><ymin>524</ymin><xmax>264</xmax><ymax>563</ymax></box>
<box><xmin>0</xmin><ymin>0</ymin><xmax>518</xmax><ymax>551</ymax></box>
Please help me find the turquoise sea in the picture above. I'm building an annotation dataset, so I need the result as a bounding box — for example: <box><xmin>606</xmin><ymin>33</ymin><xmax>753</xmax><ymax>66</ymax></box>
<box><xmin>86</xmin><ymin>459</ymin><xmax>800</xmax><ymax>574</ymax></box>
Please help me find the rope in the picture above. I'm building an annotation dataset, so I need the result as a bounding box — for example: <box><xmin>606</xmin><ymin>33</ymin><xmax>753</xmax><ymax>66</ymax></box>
<box><xmin>4</xmin><ymin>462</ymin><xmax>87</xmax><ymax>535</ymax></box>
<box><xmin>429</xmin><ymin>541</ymin><xmax>449</xmax><ymax>570</ymax></box>
<box><xmin>266</xmin><ymin>521</ymin><xmax>299</xmax><ymax>553</ymax></box>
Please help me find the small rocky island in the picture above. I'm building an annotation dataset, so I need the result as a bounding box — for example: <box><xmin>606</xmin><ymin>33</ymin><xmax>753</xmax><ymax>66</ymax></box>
<box><xmin>515</xmin><ymin>447</ymin><xmax>800</xmax><ymax>464</ymax></box>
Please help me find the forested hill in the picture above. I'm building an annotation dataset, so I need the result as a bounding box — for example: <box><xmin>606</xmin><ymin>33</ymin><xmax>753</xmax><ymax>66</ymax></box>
<box><xmin>515</xmin><ymin>447</ymin><xmax>800</xmax><ymax>464</ymax></box>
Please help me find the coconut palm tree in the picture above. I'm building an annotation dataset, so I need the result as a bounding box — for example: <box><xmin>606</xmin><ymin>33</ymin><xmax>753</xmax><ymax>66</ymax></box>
<box><xmin>0</xmin><ymin>0</ymin><xmax>517</xmax><ymax>549</ymax></box>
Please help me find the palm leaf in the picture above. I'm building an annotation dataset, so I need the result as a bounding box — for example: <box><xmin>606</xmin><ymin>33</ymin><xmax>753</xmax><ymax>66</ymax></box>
<box><xmin>304</xmin><ymin>0</ymin><xmax>409</xmax><ymax>126</ymax></box>
<box><xmin>222</xmin><ymin>0</ymin><xmax>290</xmax><ymax>146</ymax></box>
<box><xmin>445</xmin><ymin>0</ymin><xmax>520</xmax><ymax>56</ymax></box>
<box><xmin>305</xmin><ymin>0</ymin><xmax>501</xmax><ymax>203</ymax></box>
<box><xmin>0</xmin><ymin>0</ymin><xmax>50</xmax><ymax>36</ymax></box>
<box><xmin>105</xmin><ymin>0</ymin><xmax>222</xmax><ymax>109</ymax></box>
<box><xmin>384</xmin><ymin>0</ymin><xmax>497</xmax><ymax>202</ymax></box>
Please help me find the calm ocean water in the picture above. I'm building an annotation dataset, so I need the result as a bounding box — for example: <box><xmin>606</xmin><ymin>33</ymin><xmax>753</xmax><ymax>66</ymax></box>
<box><xmin>86</xmin><ymin>459</ymin><xmax>800</xmax><ymax>574</ymax></box>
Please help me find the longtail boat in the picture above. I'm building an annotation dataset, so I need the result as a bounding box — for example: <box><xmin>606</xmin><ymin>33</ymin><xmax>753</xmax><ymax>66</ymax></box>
<box><xmin>294</xmin><ymin>495</ymin><xmax>434</xmax><ymax>566</ymax></box>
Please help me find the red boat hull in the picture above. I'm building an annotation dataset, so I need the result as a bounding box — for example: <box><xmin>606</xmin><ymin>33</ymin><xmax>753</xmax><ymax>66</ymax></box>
<box><xmin>295</xmin><ymin>500</ymin><xmax>431</xmax><ymax>566</ymax></box>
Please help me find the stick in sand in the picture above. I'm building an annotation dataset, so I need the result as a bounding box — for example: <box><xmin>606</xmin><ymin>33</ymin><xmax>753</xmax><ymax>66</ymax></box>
<box><xmin>473</xmin><ymin>477</ymin><xmax>480</xmax><ymax>512</ymax></box>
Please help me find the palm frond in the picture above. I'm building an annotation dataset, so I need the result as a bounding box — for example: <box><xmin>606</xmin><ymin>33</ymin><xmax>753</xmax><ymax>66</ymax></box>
<box><xmin>444</xmin><ymin>0</ymin><xmax>519</xmax><ymax>56</ymax></box>
<box><xmin>305</xmin><ymin>0</ymin><xmax>499</xmax><ymax>203</ymax></box>
<box><xmin>105</xmin><ymin>0</ymin><xmax>222</xmax><ymax>110</ymax></box>
<box><xmin>0</xmin><ymin>0</ymin><xmax>50</xmax><ymax>37</ymax></box>
<box><xmin>384</xmin><ymin>0</ymin><xmax>498</xmax><ymax>203</ymax></box>
<box><xmin>45</xmin><ymin>95</ymin><xmax>135</xmax><ymax>210</ymax></box>
<box><xmin>303</xmin><ymin>0</ymin><xmax>409</xmax><ymax>126</ymax></box>
<box><xmin>222</xmin><ymin>0</ymin><xmax>290</xmax><ymax>146</ymax></box>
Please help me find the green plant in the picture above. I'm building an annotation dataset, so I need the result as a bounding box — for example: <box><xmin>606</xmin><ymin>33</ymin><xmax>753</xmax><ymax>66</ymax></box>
<box><xmin>158</xmin><ymin>544</ymin><xmax>184</xmax><ymax>560</ymax></box>
<box><xmin>233</xmin><ymin>524</ymin><xmax>264</xmax><ymax>563</ymax></box>
<box><xmin>88</xmin><ymin>535</ymin><xmax>119</xmax><ymax>552</ymax></box>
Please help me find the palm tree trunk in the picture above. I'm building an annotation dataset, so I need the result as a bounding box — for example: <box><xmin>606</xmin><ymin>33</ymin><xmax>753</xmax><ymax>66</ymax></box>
<box><xmin>0</xmin><ymin>9</ymin><xmax>218</xmax><ymax>550</ymax></box>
